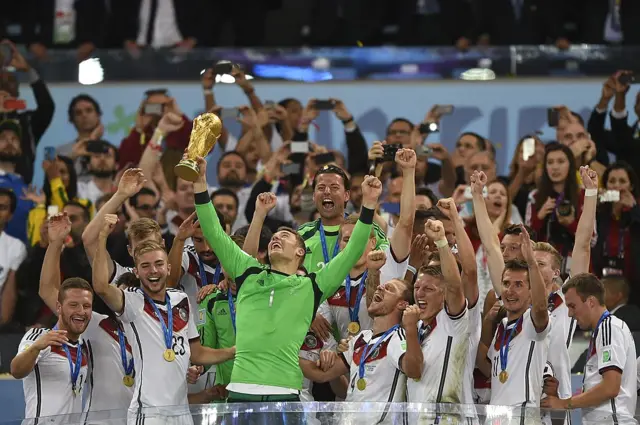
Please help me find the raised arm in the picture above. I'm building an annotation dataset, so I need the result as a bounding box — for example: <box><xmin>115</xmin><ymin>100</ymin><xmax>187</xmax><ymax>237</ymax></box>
<box><xmin>193</xmin><ymin>157</ymin><xmax>261</xmax><ymax>281</ymax></box>
<box><xmin>39</xmin><ymin>214</ymin><xmax>72</xmax><ymax>311</ymax></box>
<box><xmin>389</xmin><ymin>149</ymin><xmax>416</xmax><ymax>260</ymax></box>
<box><xmin>93</xmin><ymin>215</ymin><xmax>125</xmax><ymax>314</ymax></box>
<box><xmin>365</xmin><ymin>250</ymin><xmax>386</xmax><ymax>308</ymax></box>
<box><xmin>425</xmin><ymin>219</ymin><xmax>465</xmax><ymax>316</ymax></box>
<box><xmin>519</xmin><ymin>225</ymin><xmax>548</xmax><ymax>331</ymax></box>
<box><xmin>438</xmin><ymin>198</ymin><xmax>478</xmax><ymax>306</ymax></box>
<box><xmin>400</xmin><ymin>305</ymin><xmax>423</xmax><ymax>379</ymax></box>
<box><xmin>82</xmin><ymin>168</ymin><xmax>146</xmax><ymax>277</ymax></box>
<box><xmin>470</xmin><ymin>171</ymin><xmax>504</xmax><ymax>296</ymax></box>
<box><xmin>167</xmin><ymin>212</ymin><xmax>197</xmax><ymax>288</ymax></box>
<box><xmin>315</xmin><ymin>176</ymin><xmax>381</xmax><ymax>298</ymax></box>
<box><xmin>243</xmin><ymin>193</ymin><xmax>276</xmax><ymax>257</ymax></box>
<box><xmin>571</xmin><ymin>166</ymin><xmax>598</xmax><ymax>276</ymax></box>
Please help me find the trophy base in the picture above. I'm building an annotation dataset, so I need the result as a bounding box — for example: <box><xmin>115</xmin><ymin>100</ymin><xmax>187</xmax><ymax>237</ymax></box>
<box><xmin>174</xmin><ymin>160</ymin><xmax>200</xmax><ymax>183</ymax></box>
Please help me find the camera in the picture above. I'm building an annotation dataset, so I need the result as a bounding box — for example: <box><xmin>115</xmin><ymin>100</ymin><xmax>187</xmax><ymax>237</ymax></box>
<box><xmin>418</xmin><ymin>122</ymin><xmax>439</xmax><ymax>135</ymax></box>
<box><xmin>556</xmin><ymin>200</ymin><xmax>573</xmax><ymax>217</ymax></box>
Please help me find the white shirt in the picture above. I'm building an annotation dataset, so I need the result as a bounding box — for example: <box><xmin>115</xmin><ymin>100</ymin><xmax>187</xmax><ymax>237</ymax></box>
<box><xmin>18</xmin><ymin>327</ymin><xmax>88</xmax><ymax>420</ymax></box>
<box><xmin>317</xmin><ymin>245</ymin><xmax>408</xmax><ymax>340</ymax></box>
<box><xmin>582</xmin><ymin>314</ymin><xmax>637</xmax><ymax>424</ymax></box>
<box><xmin>83</xmin><ymin>312</ymin><xmax>134</xmax><ymax>412</ymax></box>
<box><xmin>407</xmin><ymin>305</ymin><xmax>470</xmax><ymax>424</ymax></box>
<box><xmin>0</xmin><ymin>231</ymin><xmax>26</xmax><ymax>293</ymax></box>
<box><xmin>462</xmin><ymin>302</ymin><xmax>483</xmax><ymax>405</ymax></box>
<box><xmin>77</xmin><ymin>179</ymin><xmax>107</xmax><ymax>206</ymax></box>
<box><xmin>547</xmin><ymin>290</ymin><xmax>576</xmax><ymax>399</ymax></box>
<box><xmin>342</xmin><ymin>327</ymin><xmax>407</xmax><ymax>425</ymax></box>
<box><xmin>110</xmin><ymin>260</ymin><xmax>134</xmax><ymax>285</ymax></box>
<box><xmin>136</xmin><ymin>0</ymin><xmax>183</xmax><ymax>48</ymax></box>
<box><xmin>298</xmin><ymin>330</ymin><xmax>337</xmax><ymax>402</ymax></box>
<box><xmin>118</xmin><ymin>287</ymin><xmax>198</xmax><ymax>414</ymax></box>
<box><xmin>488</xmin><ymin>309</ymin><xmax>551</xmax><ymax>407</ymax></box>
<box><xmin>178</xmin><ymin>244</ymin><xmax>221</xmax><ymax>313</ymax></box>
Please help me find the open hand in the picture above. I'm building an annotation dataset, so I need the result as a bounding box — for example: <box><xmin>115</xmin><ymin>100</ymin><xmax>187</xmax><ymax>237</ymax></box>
<box><xmin>32</xmin><ymin>329</ymin><xmax>68</xmax><ymax>351</ymax></box>
<box><xmin>310</xmin><ymin>315</ymin><xmax>332</xmax><ymax>341</ymax></box>
<box><xmin>537</xmin><ymin>197</ymin><xmax>556</xmax><ymax>220</ymax></box>
<box><xmin>117</xmin><ymin>168</ymin><xmax>146</xmax><ymax>198</ymax></box>
<box><xmin>176</xmin><ymin>211</ymin><xmax>198</xmax><ymax>241</ymax></box>
<box><xmin>519</xmin><ymin>224</ymin><xmax>535</xmax><ymax>264</ymax></box>
<box><xmin>48</xmin><ymin>213</ymin><xmax>71</xmax><ymax>244</ymax></box>
<box><xmin>318</xmin><ymin>350</ymin><xmax>337</xmax><ymax>372</ymax></box>
<box><xmin>409</xmin><ymin>234</ymin><xmax>430</xmax><ymax>269</ymax></box>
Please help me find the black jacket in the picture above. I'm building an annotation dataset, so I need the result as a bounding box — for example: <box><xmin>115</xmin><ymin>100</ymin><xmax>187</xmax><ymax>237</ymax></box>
<box><xmin>580</xmin><ymin>0</ymin><xmax>640</xmax><ymax>45</ymax></box>
<box><xmin>0</xmin><ymin>77</ymin><xmax>55</xmax><ymax>184</ymax></box>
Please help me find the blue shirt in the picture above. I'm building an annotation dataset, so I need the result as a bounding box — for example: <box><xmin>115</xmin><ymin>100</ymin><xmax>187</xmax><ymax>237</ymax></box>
<box><xmin>0</xmin><ymin>171</ymin><xmax>34</xmax><ymax>244</ymax></box>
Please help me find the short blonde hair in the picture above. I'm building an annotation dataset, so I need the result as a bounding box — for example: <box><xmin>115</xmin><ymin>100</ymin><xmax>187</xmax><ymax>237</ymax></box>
<box><xmin>128</xmin><ymin>218</ymin><xmax>162</xmax><ymax>244</ymax></box>
<box><xmin>340</xmin><ymin>214</ymin><xmax>376</xmax><ymax>239</ymax></box>
<box><xmin>133</xmin><ymin>240</ymin><xmax>166</xmax><ymax>264</ymax></box>
<box><xmin>532</xmin><ymin>242</ymin><xmax>562</xmax><ymax>270</ymax></box>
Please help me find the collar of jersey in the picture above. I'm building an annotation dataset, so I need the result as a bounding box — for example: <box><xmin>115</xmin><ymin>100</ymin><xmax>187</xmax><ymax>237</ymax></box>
<box><xmin>346</xmin><ymin>270</ymin><xmax>366</xmax><ymax>283</ymax></box>
<box><xmin>317</xmin><ymin>220</ymin><xmax>340</xmax><ymax>234</ymax></box>
<box><xmin>269</xmin><ymin>268</ymin><xmax>291</xmax><ymax>277</ymax></box>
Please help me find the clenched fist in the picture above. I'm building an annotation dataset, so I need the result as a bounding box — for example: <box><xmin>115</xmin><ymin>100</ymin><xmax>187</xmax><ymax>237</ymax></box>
<box><xmin>366</xmin><ymin>250</ymin><xmax>387</xmax><ymax>271</ymax></box>
<box><xmin>469</xmin><ymin>170</ymin><xmax>487</xmax><ymax>196</ymax></box>
<box><xmin>256</xmin><ymin>192</ymin><xmax>277</xmax><ymax>216</ymax></box>
<box><xmin>579</xmin><ymin>165</ymin><xmax>598</xmax><ymax>190</ymax></box>
<box><xmin>436</xmin><ymin>198</ymin><xmax>458</xmax><ymax>220</ymax></box>
<box><xmin>100</xmin><ymin>214</ymin><xmax>118</xmax><ymax>238</ymax></box>
<box><xmin>361</xmin><ymin>175</ymin><xmax>383</xmax><ymax>209</ymax></box>
<box><xmin>395</xmin><ymin>148</ymin><xmax>417</xmax><ymax>170</ymax></box>
<box><xmin>424</xmin><ymin>219</ymin><xmax>445</xmax><ymax>242</ymax></box>
<box><xmin>402</xmin><ymin>305</ymin><xmax>421</xmax><ymax>329</ymax></box>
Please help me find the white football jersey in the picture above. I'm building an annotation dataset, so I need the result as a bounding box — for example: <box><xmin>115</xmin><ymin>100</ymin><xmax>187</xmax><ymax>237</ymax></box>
<box><xmin>341</xmin><ymin>327</ymin><xmax>407</xmax><ymax>425</ymax></box>
<box><xmin>582</xmin><ymin>314</ymin><xmax>637</xmax><ymax>424</ymax></box>
<box><xmin>463</xmin><ymin>302</ymin><xmax>483</xmax><ymax>405</ymax></box>
<box><xmin>118</xmin><ymin>287</ymin><xmax>198</xmax><ymax>419</ymax></box>
<box><xmin>298</xmin><ymin>330</ymin><xmax>338</xmax><ymax>402</ymax></box>
<box><xmin>179</xmin><ymin>245</ymin><xmax>222</xmax><ymax>312</ymax></box>
<box><xmin>488</xmin><ymin>309</ymin><xmax>551</xmax><ymax>407</ymax></box>
<box><xmin>18</xmin><ymin>327</ymin><xmax>89</xmax><ymax>420</ymax></box>
<box><xmin>547</xmin><ymin>290</ymin><xmax>576</xmax><ymax>399</ymax></box>
<box><xmin>317</xmin><ymin>245</ymin><xmax>408</xmax><ymax>340</ymax></box>
<box><xmin>82</xmin><ymin>312</ymin><xmax>134</xmax><ymax>412</ymax></box>
<box><xmin>110</xmin><ymin>260</ymin><xmax>134</xmax><ymax>285</ymax></box>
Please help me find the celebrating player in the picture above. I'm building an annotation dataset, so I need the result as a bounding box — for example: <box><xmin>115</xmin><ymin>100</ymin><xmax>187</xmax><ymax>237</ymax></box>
<box><xmin>91</xmin><ymin>214</ymin><xmax>235</xmax><ymax>425</ymax></box>
<box><xmin>476</xmin><ymin>225</ymin><xmax>551</xmax><ymax>415</ymax></box>
<box><xmin>11</xmin><ymin>278</ymin><xmax>93</xmax><ymax>419</ymax></box>
<box><xmin>192</xmin><ymin>155</ymin><xmax>380</xmax><ymax>409</ymax></box>
<box><xmin>314</xmin><ymin>148</ymin><xmax>415</xmax><ymax>340</ymax></box>
<box><xmin>301</xmin><ymin>277</ymin><xmax>413</xmax><ymax>425</ymax></box>
<box><xmin>543</xmin><ymin>274</ymin><xmax>638</xmax><ymax>425</ymax></box>
<box><xmin>38</xmin><ymin>213</ymin><xmax>135</xmax><ymax>414</ymax></box>
<box><xmin>405</xmin><ymin>219</ymin><xmax>470</xmax><ymax>422</ymax></box>
<box><xmin>297</xmin><ymin>164</ymin><xmax>388</xmax><ymax>273</ymax></box>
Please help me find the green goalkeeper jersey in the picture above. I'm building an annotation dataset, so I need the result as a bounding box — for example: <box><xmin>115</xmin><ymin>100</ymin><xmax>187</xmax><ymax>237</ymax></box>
<box><xmin>195</xmin><ymin>192</ymin><xmax>374</xmax><ymax>391</ymax></box>
<box><xmin>197</xmin><ymin>291</ymin><xmax>236</xmax><ymax>386</ymax></box>
<box><xmin>298</xmin><ymin>218</ymin><xmax>388</xmax><ymax>273</ymax></box>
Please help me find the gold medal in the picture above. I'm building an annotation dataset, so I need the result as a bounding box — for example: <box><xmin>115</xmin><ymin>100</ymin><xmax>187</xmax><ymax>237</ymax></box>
<box><xmin>356</xmin><ymin>378</ymin><xmax>367</xmax><ymax>391</ymax></box>
<box><xmin>163</xmin><ymin>349</ymin><xmax>176</xmax><ymax>362</ymax></box>
<box><xmin>499</xmin><ymin>370</ymin><xmax>508</xmax><ymax>383</ymax></box>
<box><xmin>122</xmin><ymin>375</ymin><xmax>134</xmax><ymax>387</ymax></box>
<box><xmin>348</xmin><ymin>321</ymin><xmax>360</xmax><ymax>335</ymax></box>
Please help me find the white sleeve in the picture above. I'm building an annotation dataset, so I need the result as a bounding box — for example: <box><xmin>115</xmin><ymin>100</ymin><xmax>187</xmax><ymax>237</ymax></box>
<box><xmin>317</xmin><ymin>301</ymin><xmax>334</xmax><ymax>325</ymax></box>
<box><xmin>379</xmin><ymin>245</ymin><xmax>409</xmax><ymax>284</ymax></box>
<box><xmin>181</xmin><ymin>249</ymin><xmax>191</xmax><ymax>276</ymax></box>
<box><xmin>187</xmin><ymin>298</ymin><xmax>199</xmax><ymax>341</ymax></box>
<box><xmin>387</xmin><ymin>329</ymin><xmax>408</xmax><ymax>371</ymax></box>
<box><xmin>636</xmin><ymin>357</ymin><xmax>640</xmax><ymax>390</ymax></box>
<box><xmin>596</xmin><ymin>318</ymin><xmax>628</xmax><ymax>374</ymax></box>
<box><xmin>442</xmin><ymin>302</ymin><xmax>470</xmax><ymax>335</ymax></box>
<box><xmin>299</xmin><ymin>332</ymin><xmax>322</xmax><ymax>362</ymax></box>
<box><xmin>522</xmin><ymin>309</ymin><xmax>550</xmax><ymax>341</ymax></box>
<box><xmin>10</xmin><ymin>241</ymin><xmax>27</xmax><ymax>270</ymax></box>
<box><xmin>118</xmin><ymin>288</ymin><xmax>144</xmax><ymax>323</ymax></box>
<box><xmin>322</xmin><ymin>334</ymin><xmax>338</xmax><ymax>352</ymax></box>
<box><xmin>18</xmin><ymin>328</ymin><xmax>51</xmax><ymax>362</ymax></box>
<box><xmin>110</xmin><ymin>261</ymin><xmax>133</xmax><ymax>285</ymax></box>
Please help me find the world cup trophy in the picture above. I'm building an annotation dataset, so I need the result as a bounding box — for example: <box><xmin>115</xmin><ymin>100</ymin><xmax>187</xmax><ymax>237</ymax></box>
<box><xmin>174</xmin><ymin>113</ymin><xmax>222</xmax><ymax>182</ymax></box>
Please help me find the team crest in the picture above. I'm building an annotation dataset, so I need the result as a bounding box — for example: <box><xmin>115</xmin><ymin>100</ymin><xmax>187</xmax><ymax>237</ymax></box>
<box><xmin>305</xmin><ymin>335</ymin><xmax>318</xmax><ymax>349</ymax></box>
<box><xmin>178</xmin><ymin>308</ymin><xmax>188</xmax><ymax>321</ymax></box>
<box><xmin>371</xmin><ymin>347</ymin><xmax>381</xmax><ymax>359</ymax></box>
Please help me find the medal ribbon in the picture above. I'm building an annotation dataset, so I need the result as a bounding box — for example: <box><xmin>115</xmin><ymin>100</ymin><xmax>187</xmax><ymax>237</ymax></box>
<box><xmin>587</xmin><ymin>310</ymin><xmax>610</xmax><ymax>361</ymax></box>
<box><xmin>417</xmin><ymin>319</ymin><xmax>436</xmax><ymax>343</ymax></box>
<box><xmin>319</xmin><ymin>223</ymin><xmax>341</xmax><ymax>264</ymax></box>
<box><xmin>345</xmin><ymin>271</ymin><xmax>368</xmax><ymax>324</ymax></box>
<box><xmin>198</xmin><ymin>259</ymin><xmax>221</xmax><ymax>288</ymax></box>
<box><xmin>117</xmin><ymin>325</ymin><xmax>135</xmax><ymax>376</ymax></box>
<box><xmin>358</xmin><ymin>325</ymin><xmax>399</xmax><ymax>381</ymax></box>
<box><xmin>228</xmin><ymin>290</ymin><xmax>236</xmax><ymax>333</ymax></box>
<box><xmin>144</xmin><ymin>293</ymin><xmax>173</xmax><ymax>351</ymax></box>
<box><xmin>53</xmin><ymin>325</ymin><xmax>83</xmax><ymax>392</ymax></box>
<box><xmin>499</xmin><ymin>316</ymin><xmax>523</xmax><ymax>375</ymax></box>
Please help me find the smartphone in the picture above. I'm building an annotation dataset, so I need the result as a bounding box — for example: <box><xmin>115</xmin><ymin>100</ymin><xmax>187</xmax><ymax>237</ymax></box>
<box><xmin>314</xmin><ymin>152</ymin><xmax>335</xmax><ymax>165</ymax></box>
<box><xmin>220</xmin><ymin>108</ymin><xmax>240</xmax><ymax>120</ymax></box>
<box><xmin>47</xmin><ymin>205</ymin><xmax>59</xmax><ymax>218</ymax></box>
<box><xmin>547</xmin><ymin>108</ymin><xmax>559</xmax><ymax>127</ymax></box>
<box><xmin>213</xmin><ymin>61</ymin><xmax>236</xmax><ymax>75</ymax></box>
<box><xmin>434</xmin><ymin>105</ymin><xmax>454</xmax><ymax>116</ymax></box>
<box><xmin>416</xmin><ymin>145</ymin><xmax>433</xmax><ymax>156</ymax></box>
<box><xmin>599</xmin><ymin>190</ymin><xmax>620</xmax><ymax>203</ymax></box>
<box><xmin>313</xmin><ymin>100</ymin><xmax>335</xmax><ymax>110</ymax></box>
<box><xmin>280</xmin><ymin>163</ymin><xmax>301</xmax><ymax>175</ymax></box>
<box><xmin>44</xmin><ymin>147</ymin><xmax>56</xmax><ymax>161</ymax></box>
<box><xmin>419</xmin><ymin>122</ymin><xmax>439</xmax><ymax>134</ymax></box>
<box><xmin>3</xmin><ymin>99</ymin><xmax>26</xmax><ymax>110</ymax></box>
<box><xmin>618</xmin><ymin>73</ymin><xmax>637</xmax><ymax>86</ymax></box>
<box><xmin>379</xmin><ymin>144</ymin><xmax>402</xmax><ymax>163</ymax></box>
<box><xmin>522</xmin><ymin>137</ymin><xmax>535</xmax><ymax>161</ymax></box>
<box><xmin>381</xmin><ymin>202</ymin><xmax>401</xmax><ymax>215</ymax></box>
<box><xmin>291</xmin><ymin>141</ymin><xmax>309</xmax><ymax>154</ymax></box>
<box><xmin>144</xmin><ymin>103</ymin><xmax>163</xmax><ymax>116</ymax></box>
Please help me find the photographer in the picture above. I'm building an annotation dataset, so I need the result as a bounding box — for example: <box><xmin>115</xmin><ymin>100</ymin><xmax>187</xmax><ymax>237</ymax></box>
<box><xmin>0</xmin><ymin>40</ymin><xmax>55</xmax><ymax>184</ymax></box>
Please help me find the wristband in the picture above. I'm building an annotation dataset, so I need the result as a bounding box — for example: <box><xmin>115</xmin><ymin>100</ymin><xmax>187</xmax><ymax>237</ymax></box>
<box><xmin>585</xmin><ymin>188</ymin><xmax>598</xmax><ymax>197</ymax></box>
<box><xmin>406</xmin><ymin>265</ymin><xmax>417</xmax><ymax>275</ymax></box>
<box><xmin>203</xmin><ymin>89</ymin><xmax>213</xmax><ymax>95</ymax></box>
<box><xmin>341</xmin><ymin>116</ymin><xmax>354</xmax><ymax>125</ymax></box>
<box><xmin>154</xmin><ymin>128</ymin><xmax>166</xmax><ymax>140</ymax></box>
<box><xmin>435</xmin><ymin>238</ymin><xmax>448</xmax><ymax>248</ymax></box>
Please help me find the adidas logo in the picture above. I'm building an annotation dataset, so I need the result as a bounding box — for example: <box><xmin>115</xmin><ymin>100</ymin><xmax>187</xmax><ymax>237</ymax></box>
<box><xmin>305</xmin><ymin>247</ymin><xmax>312</xmax><ymax>254</ymax></box>
<box><xmin>218</xmin><ymin>308</ymin><xmax>228</xmax><ymax>315</ymax></box>
<box><xmin>257</xmin><ymin>279</ymin><xmax>265</xmax><ymax>286</ymax></box>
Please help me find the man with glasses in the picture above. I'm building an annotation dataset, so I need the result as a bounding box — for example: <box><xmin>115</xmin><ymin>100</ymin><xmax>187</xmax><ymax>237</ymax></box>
<box><xmin>130</xmin><ymin>188</ymin><xmax>159</xmax><ymax>219</ymax></box>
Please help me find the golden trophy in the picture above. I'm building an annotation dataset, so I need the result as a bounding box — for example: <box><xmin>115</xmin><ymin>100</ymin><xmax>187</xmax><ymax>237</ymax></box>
<box><xmin>174</xmin><ymin>113</ymin><xmax>222</xmax><ymax>182</ymax></box>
